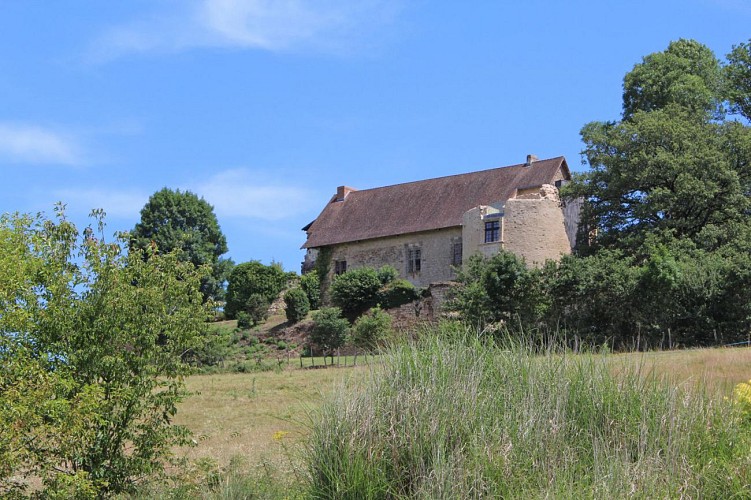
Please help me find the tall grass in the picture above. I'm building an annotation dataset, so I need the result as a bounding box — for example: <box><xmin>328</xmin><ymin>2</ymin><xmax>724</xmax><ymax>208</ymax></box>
<box><xmin>304</xmin><ymin>324</ymin><xmax>751</xmax><ymax>498</ymax></box>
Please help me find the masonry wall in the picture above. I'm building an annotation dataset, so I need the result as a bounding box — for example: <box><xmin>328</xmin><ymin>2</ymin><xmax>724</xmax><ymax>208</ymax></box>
<box><xmin>503</xmin><ymin>185</ymin><xmax>572</xmax><ymax>266</ymax></box>
<box><xmin>327</xmin><ymin>227</ymin><xmax>462</xmax><ymax>287</ymax></box>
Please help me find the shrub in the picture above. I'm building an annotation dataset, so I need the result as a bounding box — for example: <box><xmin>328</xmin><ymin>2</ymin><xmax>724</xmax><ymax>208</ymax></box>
<box><xmin>305</xmin><ymin>327</ymin><xmax>750</xmax><ymax>498</ymax></box>
<box><xmin>449</xmin><ymin>250</ymin><xmax>546</xmax><ymax>331</ymax></box>
<box><xmin>378</xmin><ymin>279</ymin><xmax>420</xmax><ymax>309</ymax></box>
<box><xmin>300</xmin><ymin>272</ymin><xmax>321</xmax><ymax>310</ymax></box>
<box><xmin>234</xmin><ymin>311</ymin><xmax>251</xmax><ymax>330</ymax></box>
<box><xmin>225</xmin><ymin>261</ymin><xmax>289</xmax><ymax>319</ymax></box>
<box><xmin>310</xmin><ymin>307</ymin><xmax>349</xmax><ymax>359</ymax></box>
<box><xmin>377</xmin><ymin>265</ymin><xmax>399</xmax><ymax>285</ymax></box>
<box><xmin>245</xmin><ymin>294</ymin><xmax>270</xmax><ymax>326</ymax></box>
<box><xmin>351</xmin><ymin>307</ymin><xmax>392</xmax><ymax>351</ymax></box>
<box><xmin>284</xmin><ymin>288</ymin><xmax>310</xmax><ymax>323</ymax></box>
<box><xmin>330</xmin><ymin>267</ymin><xmax>382</xmax><ymax>319</ymax></box>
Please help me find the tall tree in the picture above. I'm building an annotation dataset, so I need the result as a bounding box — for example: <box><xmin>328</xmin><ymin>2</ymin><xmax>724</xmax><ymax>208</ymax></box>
<box><xmin>131</xmin><ymin>188</ymin><xmax>232</xmax><ymax>302</ymax></box>
<box><xmin>570</xmin><ymin>39</ymin><xmax>751</xmax><ymax>253</ymax></box>
<box><xmin>0</xmin><ymin>207</ymin><xmax>210</xmax><ymax>496</ymax></box>
<box><xmin>726</xmin><ymin>39</ymin><xmax>751</xmax><ymax>121</ymax></box>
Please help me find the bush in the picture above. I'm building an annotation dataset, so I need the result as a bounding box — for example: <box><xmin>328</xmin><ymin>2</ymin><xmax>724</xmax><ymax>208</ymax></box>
<box><xmin>351</xmin><ymin>307</ymin><xmax>392</xmax><ymax>351</ymax></box>
<box><xmin>449</xmin><ymin>250</ymin><xmax>546</xmax><ymax>331</ymax></box>
<box><xmin>225</xmin><ymin>261</ymin><xmax>289</xmax><ymax>319</ymax></box>
<box><xmin>284</xmin><ymin>288</ymin><xmax>310</xmax><ymax>323</ymax></box>
<box><xmin>245</xmin><ymin>294</ymin><xmax>270</xmax><ymax>326</ymax></box>
<box><xmin>330</xmin><ymin>267</ymin><xmax>382</xmax><ymax>319</ymax></box>
<box><xmin>310</xmin><ymin>307</ymin><xmax>349</xmax><ymax>358</ymax></box>
<box><xmin>305</xmin><ymin>327</ymin><xmax>750</xmax><ymax>498</ymax></box>
<box><xmin>378</xmin><ymin>279</ymin><xmax>420</xmax><ymax>309</ymax></box>
<box><xmin>300</xmin><ymin>272</ymin><xmax>321</xmax><ymax>310</ymax></box>
<box><xmin>235</xmin><ymin>311</ymin><xmax>252</xmax><ymax>330</ymax></box>
<box><xmin>377</xmin><ymin>265</ymin><xmax>399</xmax><ymax>285</ymax></box>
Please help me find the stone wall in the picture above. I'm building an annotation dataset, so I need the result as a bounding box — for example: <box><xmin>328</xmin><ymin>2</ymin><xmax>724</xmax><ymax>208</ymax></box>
<box><xmin>326</xmin><ymin>227</ymin><xmax>462</xmax><ymax>287</ymax></box>
<box><xmin>503</xmin><ymin>185</ymin><xmax>572</xmax><ymax>266</ymax></box>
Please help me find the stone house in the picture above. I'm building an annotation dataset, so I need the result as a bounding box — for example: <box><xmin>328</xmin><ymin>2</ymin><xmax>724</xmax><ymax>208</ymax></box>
<box><xmin>301</xmin><ymin>155</ymin><xmax>580</xmax><ymax>287</ymax></box>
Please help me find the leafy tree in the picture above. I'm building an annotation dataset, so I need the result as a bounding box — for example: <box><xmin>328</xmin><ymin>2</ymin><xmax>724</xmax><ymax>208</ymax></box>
<box><xmin>570</xmin><ymin>39</ymin><xmax>751</xmax><ymax>253</ymax></box>
<box><xmin>725</xmin><ymin>39</ymin><xmax>751</xmax><ymax>120</ymax></box>
<box><xmin>351</xmin><ymin>306</ymin><xmax>392</xmax><ymax>352</ymax></box>
<box><xmin>310</xmin><ymin>307</ymin><xmax>349</xmax><ymax>362</ymax></box>
<box><xmin>284</xmin><ymin>288</ymin><xmax>310</xmax><ymax>323</ymax></box>
<box><xmin>225</xmin><ymin>261</ymin><xmax>289</xmax><ymax>319</ymax></box>
<box><xmin>300</xmin><ymin>271</ymin><xmax>321</xmax><ymax>310</ymax></box>
<box><xmin>0</xmin><ymin>207</ymin><xmax>209</xmax><ymax>497</ymax></box>
<box><xmin>131</xmin><ymin>188</ymin><xmax>232</xmax><ymax>303</ymax></box>
<box><xmin>330</xmin><ymin>267</ymin><xmax>382</xmax><ymax>320</ymax></box>
<box><xmin>449</xmin><ymin>251</ymin><xmax>546</xmax><ymax>331</ymax></box>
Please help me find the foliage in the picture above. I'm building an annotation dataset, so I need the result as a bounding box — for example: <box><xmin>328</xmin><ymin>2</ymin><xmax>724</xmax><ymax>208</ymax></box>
<box><xmin>350</xmin><ymin>307</ymin><xmax>392</xmax><ymax>352</ymax></box>
<box><xmin>569</xmin><ymin>39</ymin><xmax>751</xmax><ymax>254</ymax></box>
<box><xmin>449</xmin><ymin>251</ymin><xmax>546</xmax><ymax>331</ymax></box>
<box><xmin>299</xmin><ymin>271</ymin><xmax>321</xmax><ymax>310</ymax></box>
<box><xmin>0</xmin><ymin>208</ymin><xmax>210</xmax><ymax>497</ymax></box>
<box><xmin>245</xmin><ymin>294</ymin><xmax>270</xmax><ymax>327</ymax></box>
<box><xmin>310</xmin><ymin>307</ymin><xmax>348</xmax><ymax>356</ymax></box>
<box><xmin>130</xmin><ymin>187</ymin><xmax>232</xmax><ymax>303</ymax></box>
<box><xmin>734</xmin><ymin>379</ymin><xmax>751</xmax><ymax>424</ymax></box>
<box><xmin>235</xmin><ymin>311</ymin><xmax>252</xmax><ymax>330</ymax></box>
<box><xmin>330</xmin><ymin>267</ymin><xmax>382</xmax><ymax>320</ymax></box>
<box><xmin>225</xmin><ymin>261</ymin><xmax>289</xmax><ymax>319</ymax></box>
<box><xmin>377</xmin><ymin>278</ymin><xmax>420</xmax><ymax>309</ymax></box>
<box><xmin>305</xmin><ymin>328</ymin><xmax>751</xmax><ymax>498</ymax></box>
<box><xmin>725</xmin><ymin>38</ymin><xmax>751</xmax><ymax>120</ymax></box>
<box><xmin>376</xmin><ymin>264</ymin><xmax>399</xmax><ymax>285</ymax></box>
<box><xmin>284</xmin><ymin>288</ymin><xmax>310</xmax><ymax>323</ymax></box>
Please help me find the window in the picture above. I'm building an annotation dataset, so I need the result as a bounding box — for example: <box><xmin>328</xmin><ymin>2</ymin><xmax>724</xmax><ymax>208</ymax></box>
<box><xmin>407</xmin><ymin>248</ymin><xmax>421</xmax><ymax>274</ymax></box>
<box><xmin>334</xmin><ymin>260</ymin><xmax>347</xmax><ymax>275</ymax></box>
<box><xmin>484</xmin><ymin>220</ymin><xmax>500</xmax><ymax>243</ymax></box>
<box><xmin>451</xmin><ymin>241</ymin><xmax>463</xmax><ymax>266</ymax></box>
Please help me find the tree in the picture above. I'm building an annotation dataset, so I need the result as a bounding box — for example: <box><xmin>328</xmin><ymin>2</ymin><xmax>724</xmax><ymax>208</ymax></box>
<box><xmin>725</xmin><ymin>39</ymin><xmax>751</xmax><ymax>120</ymax></box>
<box><xmin>0</xmin><ymin>207</ymin><xmax>210</xmax><ymax>497</ymax></box>
<box><xmin>310</xmin><ymin>307</ymin><xmax>349</xmax><ymax>363</ymax></box>
<box><xmin>131</xmin><ymin>188</ymin><xmax>232</xmax><ymax>303</ymax></box>
<box><xmin>570</xmin><ymin>39</ymin><xmax>751</xmax><ymax>253</ymax></box>
<box><xmin>284</xmin><ymin>288</ymin><xmax>310</xmax><ymax>323</ymax></box>
<box><xmin>449</xmin><ymin>251</ymin><xmax>546</xmax><ymax>331</ymax></box>
<box><xmin>350</xmin><ymin>306</ymin><xmax>392</xmax><ymax>352</ymax></box>
<box><xmin>224</xmin><ymin>261</ymin><xmax>290</xmax><ymax>319</ymax></box>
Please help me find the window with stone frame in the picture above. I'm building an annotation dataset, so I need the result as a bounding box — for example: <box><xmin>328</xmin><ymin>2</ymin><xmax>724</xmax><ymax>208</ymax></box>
<box><xmin>407</xmin><ymin>248</ymin><xmax>421</xmax><ymax>274</ymax></box>
<box><xmin>334</xmin><ymin>260</ymin><xmax>347</xmax><ymax>275</ymax></box>
<box><xmin>451</xmin><ymin>240</ymin><xmax>463</xmax><ymax>266</ymax></box>
<box><xmin>484</xmin><ymin>220</ymin><xmax>500</xmax><ymax>243</ymax></box>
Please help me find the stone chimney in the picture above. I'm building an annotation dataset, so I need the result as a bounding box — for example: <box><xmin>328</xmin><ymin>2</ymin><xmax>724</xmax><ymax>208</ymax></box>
<box><xmin>336</xmin><ymin>185</ymin><xmax>356</xmax><ymax>202</ymax></box>
<box><xmin>525</xmin><ymin>154</ymin><xmax>539</xmax><ymax>166</ymax></box>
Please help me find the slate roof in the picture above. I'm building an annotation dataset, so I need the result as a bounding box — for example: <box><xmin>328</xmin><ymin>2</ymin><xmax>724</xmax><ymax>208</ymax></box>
<box><xmin>302</xmin><ymin>156</ymin><xmax>569</xmax><ymax>249</ymax></box>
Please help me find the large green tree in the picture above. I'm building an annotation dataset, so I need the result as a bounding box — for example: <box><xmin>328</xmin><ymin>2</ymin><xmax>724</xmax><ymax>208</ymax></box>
<box><xmin>570</xmin><ymin>39</ymin><xmax>751</xmax><ymax>253</ymax></box>
<box><xmin>0</xmin><ymin>207</ymin><xmax>210</xmax><ymax>497</ymax></box>
<box><xmin>131</xmin><ymin>188</ymin><xmax>232</xmax><ymax>302</ymax></box>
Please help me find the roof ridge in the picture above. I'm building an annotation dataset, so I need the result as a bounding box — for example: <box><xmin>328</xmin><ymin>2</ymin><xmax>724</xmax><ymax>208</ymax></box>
<box><xmin>340</xmin><ymin>156</ymin><xmax>564</xmax><ymax>195</ymax></box>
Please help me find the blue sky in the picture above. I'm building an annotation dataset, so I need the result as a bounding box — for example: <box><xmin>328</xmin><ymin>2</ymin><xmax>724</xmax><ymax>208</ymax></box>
<box><xmin>2</xmin><ymin>1</ymin><xmax>750</xmax><ymax>271</ymax></box>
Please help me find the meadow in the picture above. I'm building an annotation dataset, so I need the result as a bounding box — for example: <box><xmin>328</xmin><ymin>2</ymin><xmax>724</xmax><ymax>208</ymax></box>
<box><xmin>166</xmin><ymin>335</ymin><xmax>751</xmax><ymax>498</ymax></box>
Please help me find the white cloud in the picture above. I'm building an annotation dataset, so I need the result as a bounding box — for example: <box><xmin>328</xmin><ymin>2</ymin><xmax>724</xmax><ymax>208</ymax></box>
<box><xmin>53</xmin><ymin>188</ymin><xmax>148</xmax><ymax>219</ymax></box>
<box><xmin>90</xmin><ymin>0</ymin><xmax>403</xmax><ymax>60</ymax></box>
<box><xmin>194</xmin><ymin>168</ymin><xmax>317</xmax><ymax>221</ymax></box>
<box><xmin>0</xmin><ymin>123</ymin><xmax>83</xmax><ymax>165</ymax></box>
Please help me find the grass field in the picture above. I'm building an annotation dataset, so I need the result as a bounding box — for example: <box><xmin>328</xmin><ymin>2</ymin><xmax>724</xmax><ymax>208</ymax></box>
<box><xmin>174</xmin><ymin>344</ymin><xmax>751</xmax><ymax>477</ymax></box>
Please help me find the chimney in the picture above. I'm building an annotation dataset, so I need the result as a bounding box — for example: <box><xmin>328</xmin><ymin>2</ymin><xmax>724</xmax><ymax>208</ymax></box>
<box><xmin>525</xmin><ymin>154</ymin><xmax>539</xmax><ymax>166</ymax></box>
<box><xmin>336</xmin><ymin>185</ymin><xmax>356</xmax><ymax>202</ymax></box>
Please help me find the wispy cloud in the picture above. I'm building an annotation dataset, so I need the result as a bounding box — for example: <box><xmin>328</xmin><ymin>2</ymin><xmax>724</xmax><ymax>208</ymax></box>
<box><xmin>90</xmin><ymin>0</ymin><xmax>403</xmax><ymax>60</ymax></box>
<box><xmin>193</xmin><ymin>168</ymin><xmax>317</xmax><ymax>221</ymax></box>
<box><xmin>0</xmin><ymin>123</ymin><xmax>84</xmax><ymax>165</ymax></box>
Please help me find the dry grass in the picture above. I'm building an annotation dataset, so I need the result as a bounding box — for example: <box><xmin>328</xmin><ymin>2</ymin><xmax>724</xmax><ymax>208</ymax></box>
<box><xmin>173</xmin><ymin>365</ymin><xmax>366</xmax><ymax>473</ymax></box>
<box><xmin>612</xmin><ymin>346</ymin><xmax>751</xmax><ymax>394</ymax></box>
<box><xmin>173</xmin><ymin>344</ymin><xmax>751</xmax><ymax>476</ymax></box>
